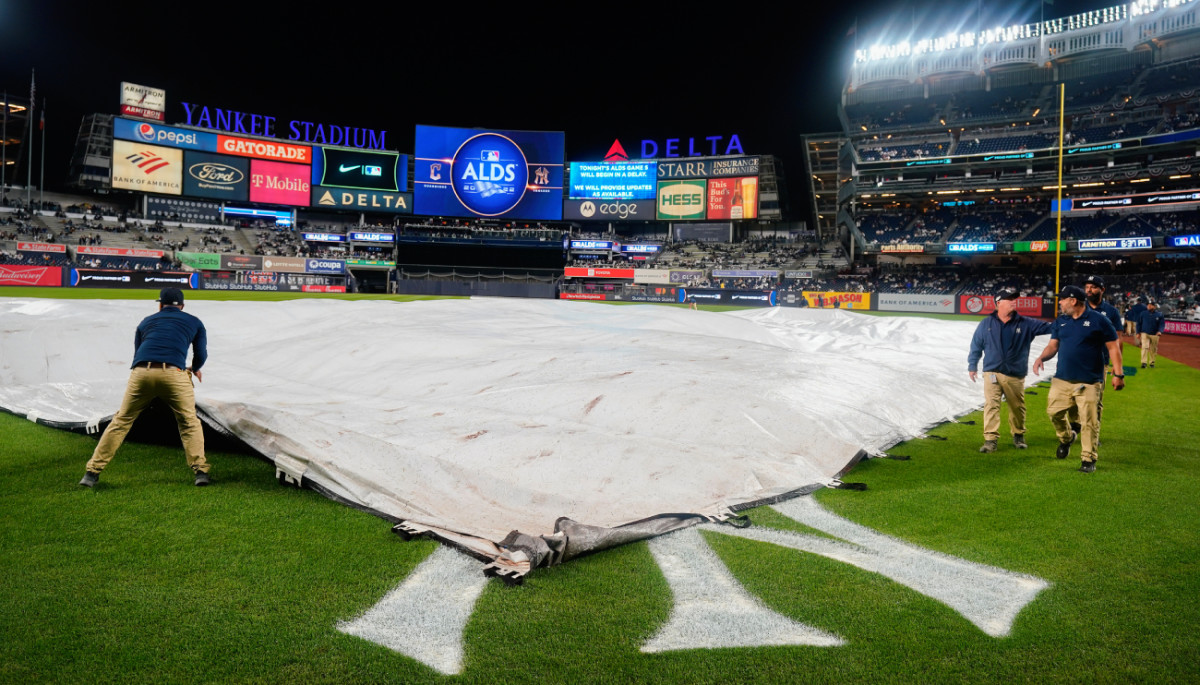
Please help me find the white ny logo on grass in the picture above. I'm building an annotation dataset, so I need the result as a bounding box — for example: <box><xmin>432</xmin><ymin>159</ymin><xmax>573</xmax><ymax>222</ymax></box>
<box><xmin>338</xmin><ymin>497</ymin><xmax>1049</xmax><ymax>675</ymax></box>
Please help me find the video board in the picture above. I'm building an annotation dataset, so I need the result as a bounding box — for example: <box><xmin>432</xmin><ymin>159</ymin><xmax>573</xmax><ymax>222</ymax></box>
<box><xmin>311</xmin><ymin>147</ymin><xmax>407</xmax><ymax>192</ymax></box>
<box><xmin>569</xmin><ymin>161</ymin><xmax>656</xmax><ymax>200</ymax></box>
<box><xmin>414</xmin><ymin>125</ymin><xmax>564</xmax><ymax>220</ymax></box>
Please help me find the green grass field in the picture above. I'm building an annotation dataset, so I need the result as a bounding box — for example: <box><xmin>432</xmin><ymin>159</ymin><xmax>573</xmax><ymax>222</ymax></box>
<box><xmin>2</xmin><ymin>288</ymin><xmax>1198</xmax><ymax>683</ymax></box>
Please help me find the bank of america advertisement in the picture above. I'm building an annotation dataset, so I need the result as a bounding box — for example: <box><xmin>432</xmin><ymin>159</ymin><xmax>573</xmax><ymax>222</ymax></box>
<box><xmin>413</xmin><ymin>125</ymin><xmax>564</xmax><ymax>220</ymax></box>
<box><xmin>112</xmin><ymin>140</ymin><xmax>183</xmax><ymax>194</ymax></box>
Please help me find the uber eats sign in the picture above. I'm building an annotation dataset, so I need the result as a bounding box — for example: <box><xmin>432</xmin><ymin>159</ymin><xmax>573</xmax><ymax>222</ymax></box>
<box><xmin>657</xmin><ymin>180</ymin><xmax>706</xmax><ymax>220</ymax></box>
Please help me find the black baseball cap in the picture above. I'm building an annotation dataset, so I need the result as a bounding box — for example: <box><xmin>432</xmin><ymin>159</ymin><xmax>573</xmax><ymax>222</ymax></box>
<box><xmin>157</xmin><ymin>287</ymin><xmax>184</xmax><ymax>306</ymax></box>
<box><xmin>1084</xmin><ymin>275</ymin><xmax>1105</xmax><ymax>289</ymax></box>
<box><xmin>995</xmin><ymin>289</ymin><xmax>1018</xmax><ymax>301</ymax></box>
<box><xmin>1058</xmin><ymin>285</ymin><xmax>1087</xmax><ymax>302</ymax></box>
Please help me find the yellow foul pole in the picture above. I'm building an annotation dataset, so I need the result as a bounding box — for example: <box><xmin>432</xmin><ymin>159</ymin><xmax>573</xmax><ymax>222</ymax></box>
<box><xmin>1054</xmin><ymin>82</ymin><xmax>1065</xmax><ymax>310</ymax></box>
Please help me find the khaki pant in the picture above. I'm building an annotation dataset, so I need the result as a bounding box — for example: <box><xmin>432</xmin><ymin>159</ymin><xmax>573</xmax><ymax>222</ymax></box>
<box><xmin>1140</xmin><ymin>333</ymin><xmax>1161</xmax><ymax>366</ymax></box>
<box><xmin>982</xmin><ymin>372</ymin><xmax>1027</xmax><ymax>440</ymax></box>
<box><xmin>86</xmin><ymin>365</ymin><xmax>208</xmax><ymax>474</ymax></box>
<box><xmin>1125</xmin><ymin>319</ymin><xmax>1136</xmax><ymax>336</ymax></box>
<box><xmin>1047</xmin><ymin>377</ymin><xmax>1102</xmax><ymax>463</ymax></box>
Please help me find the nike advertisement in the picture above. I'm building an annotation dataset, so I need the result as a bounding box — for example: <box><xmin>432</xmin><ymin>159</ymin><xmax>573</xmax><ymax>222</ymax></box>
<box><xmin>414</xmin><ymin>124</ymin><xmax>564</xmax><ymax>221</ymax></box>
<box><xmin>311</xmin><ymin>147</ymin><xmax>407</xmax><ymax>192</ymax></box>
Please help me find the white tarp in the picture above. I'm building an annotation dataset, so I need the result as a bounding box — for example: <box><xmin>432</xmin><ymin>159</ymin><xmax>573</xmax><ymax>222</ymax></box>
<box><xmin>0</xmin><ymin>297</ymin><xmax>1052</xmax><ymax>573</ymax></box>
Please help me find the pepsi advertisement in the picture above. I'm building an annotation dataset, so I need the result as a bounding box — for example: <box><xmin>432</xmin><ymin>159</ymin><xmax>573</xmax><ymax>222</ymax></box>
<box><xmin>413</xmin><ymin>124</ymin><xmax>564</xmax><ymax>220</ymax></box>
<box><xmin>114</xmin><ymin>117</ymin><xmax>218</xmax><ymax>152</ymax></box>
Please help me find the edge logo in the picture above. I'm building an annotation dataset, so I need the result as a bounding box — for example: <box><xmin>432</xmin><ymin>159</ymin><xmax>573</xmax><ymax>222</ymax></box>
<box><xmin>451</xmin><ymin>133</ymin><xmax>528</xmax><ymax>217</ymax></box>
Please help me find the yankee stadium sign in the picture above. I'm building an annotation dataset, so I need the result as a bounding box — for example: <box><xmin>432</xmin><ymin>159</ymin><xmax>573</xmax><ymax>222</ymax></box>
<box><xmin>181</xmin><ymin>102</ymin><xmax>388</xmax><ymax>150</ymax></box>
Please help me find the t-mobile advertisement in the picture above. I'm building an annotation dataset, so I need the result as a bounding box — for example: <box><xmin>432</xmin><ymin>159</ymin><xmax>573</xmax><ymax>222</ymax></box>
<box><xmin>249</xmin><ymin>159</ymin><xmax>311</xmax><ymax>206</ymax></box>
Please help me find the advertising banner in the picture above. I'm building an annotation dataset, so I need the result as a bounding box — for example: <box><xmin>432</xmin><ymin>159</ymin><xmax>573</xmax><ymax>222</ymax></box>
<box><xmin>658</xmin><ymin>156</ymin><xmax>760</xmax><ymax>179</ymax></box>
<box><xmin>784</xmin><ymin>270</ymin><xmax>814</xmax><ymax>279</ymax></box>
<box><xmin>876</xmin><ymin>293</ymin><xmax>956</xmax><ymax>313</ymax></box>
<box><xmin>261</xmin><ymin>256</ymin><xmax>308</xmax><ymax>273</ymax></box>
<box><xmin>115</xmin><ymin>118</ymin><xmax>218</xmax><ymax>152</ymax></box>
<box><xmin>249</xmin><ymin>159</ymin><xmax>311</xmax><ymax>206</ymax></box>
<box><xmin>706</xmin><ymin>177</ymin><xmax>758</xmax><ymax>220</ymax></box>
<box><xmin>344</xmin><ymin>259</ymin><xmax>395</xmax><ymax>268</ymax></box>
<box><xmin>801</xmin><ymin>291</ymin><xmax>872</xmax><ymax>310</ymax></box>
<box><xmin>679</xmin><ymin>288</ymin><xmax>777</xmax><ymax>307</ymax></box>
<box><xmin>712</xmin><ymin>269</ymin><xmax>779</xmax><ymax>278</ymax></box>
<box><xmin>1076</xmin><ymin>237</ymin><xmax>1153</xmax><ymax>251</ymax></box>
<box><xmin>1164</xmin><ymin>320</ymin><xmax>1200</xmax><ymax>337</ymax></box>
<box><xmin>70</xmin><ymin>270</ymin><xmax>198</xmax><ymax>289</ymax></box>
<box><xmin>119</xmin><ymin>82</ymin><xmax>165</xmax><ymax>121</ymax></box>
<box><xmin>563</xmin><ymin>198</ymin><xmax>655</xmax><ymax>221</ymax></box>
<box><xmin>1169</xmin><ymin>234</ymin><xmax>1200</xmax><ymax>247</ymax></box>
<box><xmin>112</xmin><ymin>140</ymin><xmax>183</xmax><ymax>195</ymax></box>
<box><xmin>632</xmin><ymin>270</ymin><xmax>672</xmax><ymax>285</ymax></box>
<box><xmin>17</xmin><ymin>242</ymin><xmax>66</xmax><ymax>253</ymax></box>
<box><xmin>311</xmin><ymin>147</ymin><xmax>405</xmax><ymax>192</ymax></box>
<box><xmin>414</xmin><ymin>125</ymin><xmax>565</xmax><ymax>221</ymax></box>
<box><xmin>620</xmin><ymin>244</ymin><xmax>660</xmax><ymax>254</ymax></box>
<box><xmin>176</xmin><ymin>252</ymin><xmax>222</xmax><ymax>271</ymax></box>
<box><xmin>1013</xmin><ymin>240</ymin><xmax>1066</xmax><ymax>252</ymax></box>
<box><xmin>311</xmin><ymin>186</ymin><xmax>412</xmax><ymax>213</ymax></box>
<box><xmin>0</xmin><ymin>264</ymin><xmax>62</xmax><ymax>286</ymax></box>
<box><xmin>220</xmin><ymin>254</ymin><xmax>264</xmax><ymax>270</ymax></box>
<box><xmin>559</xmin><ymin>292</ymin><xmax>609</xmax><ymax>300</ymax></box>
<box><xmin>146</xmin><ymin>196</ymin><xmax>222</xmax><ymax>223</ymax></box>
<box><xmin>670</xmin><ymin>269</ymin><xmax>705</xmax><ymax>283</ymax></box>
<box><xmin>77</xmin><ymin>246</ymin><xmax>165</xmax><ymax>259</ymax></box>
<box><xmin>569</xmin><ymin>240</ymin><xmax>613</xmax><ymax>250</ymax></box>
<box><xmin>1068</xmin><ymin>190</ymin><xmax>1200</xmax><ymax>210</ymax></box>
<box><xmin>564</xmin><ymin>267</ymin><xmax>635</xmax><ymax>279</ymax></box>
<box><xmin>302</xmin><ymin>285</ymin><xmax>347</xmax><ymax>293</ymax></box>
<box><xmin>182</xmin><ymin>151</ymin><xmax>249</xmax><ymax>201</ymax></box>
<box><xmin>628</xmin><ymin>291</ymin><xmax>679</xmax><ymax>303</ymax></box>
<box><xmin>947</xmin><ymin>242</ymin><xmax>996</xmax><ymax>253</ymax></box>
<box><xmin>349</xmin><ymin>232</ymin><xmax>394</xmax><ymax>243</ymax></box>
<box><xmin>302</xmin><ymin>233</ymin><xmax>346</xmax><ymax>242</ymax></box>
<box><xmin>305</xmin><ymin>258</ymin><xmax>345</xmax><ymax>275</ymax></box>
<box><xmin>200</xmin><ymin>280</ymin><xmax>302</xmax><ymax>292</ymax></box>
<box><xmin>959</xmin><ymin>294</ymin><xmax>1042</xmax><ymax>316</ymax></box>
<box><xmin>218</xmin><ymin>135</ymin><xmax>311</xmax><ymax>164</ymax></box>
<box><xmin>657</xmin><ymin>180</ymin><xmax>706</xmax><ymax>220</ymax></box>
<box><xmin>881</xmin><ymin>244</ymin><xmax>924</xmax><ymax>253</ymax></box>
<box><xmin>568</xmin><ymin>161</ymin><xmax>656</xmax><ymax>199</ymax></box>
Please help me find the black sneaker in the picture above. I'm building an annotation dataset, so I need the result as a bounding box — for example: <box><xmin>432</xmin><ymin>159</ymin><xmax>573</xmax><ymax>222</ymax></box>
<box><xmin>1141</xmin><ymin>363</ymin><xmax>1147</xmax><ymax>369</ymax></box>
<box><xmin>1078</xmin><ymin>460</ymin><xmax>1096</xmax><ymax>473</ymax></box>
<box><xmin>194</xmin><ymin>472</ymin><xmax>211</xmax><ymax>487</ymax></box>
<box><xmin>1013</xmin><ymin>434</ymin><xmax>1028</xmax><ymax>449</ymax></box>
<box><xmin>1056</xmin><ymin>431</ymin><xmax>1077</xmax><ymax>459</ymax></box>
<box><xmin>1150</xmin><ymin>363</ymin><xmax>1155</xmax><ymax>368</ymax></box>
<box><xmin>79</xmin><ymin>470</ymin><xmax>99</xmax><ymax>487</ymax></box>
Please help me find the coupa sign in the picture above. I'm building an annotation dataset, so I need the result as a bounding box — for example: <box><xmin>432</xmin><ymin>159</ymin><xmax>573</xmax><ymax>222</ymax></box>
<box><xmin>306</xmin><ymin>258</ymin><xmax>345</xmax><ymax>275</ymax></box>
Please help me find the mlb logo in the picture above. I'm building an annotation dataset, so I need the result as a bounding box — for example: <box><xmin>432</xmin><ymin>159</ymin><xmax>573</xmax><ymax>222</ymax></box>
<box><xmin>481</xmin><ymin>150</ymin><xmax>500</xmax><ymax>162</ymax></box>
<box><xmin>363</xmin><ymin>165</ymin><xmax>382</xmax><ymax>177</ymax></box>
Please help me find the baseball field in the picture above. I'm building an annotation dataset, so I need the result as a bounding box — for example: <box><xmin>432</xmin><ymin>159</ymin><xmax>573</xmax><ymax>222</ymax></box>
<box><xmin>1</xmin><ymin>288</ymin><xmax>1197</xmax><ymax>683</ymax></box>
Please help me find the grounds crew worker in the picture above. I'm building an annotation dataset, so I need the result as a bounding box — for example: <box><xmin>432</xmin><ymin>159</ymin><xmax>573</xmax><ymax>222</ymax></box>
<box><xmin>1032</xmin><ymin>285</ymin><xmax>1125</xmax><ymax>473</ymax></box>
<box><xmin>1078</xmin><ymin>275</ymin><xmax>1123</xmax><ymax>435</ymax></box>
<box><xmin>1137</xmin><ymin>300</ymin><xmax>1166</xmax><ymax>368</ymax></box>
<box><xmin>79</xmin><ymin>288</ymin><xmax>211</xmax><ymax>487</ymax></box>
<box><xmin>967</xmin><ymin>289</ymin><xmax>1052</xmax><ymax>453</ymax></box>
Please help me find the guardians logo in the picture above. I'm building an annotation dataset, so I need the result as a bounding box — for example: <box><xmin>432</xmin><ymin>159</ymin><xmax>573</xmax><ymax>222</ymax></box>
<box><xmin>451</xmin><ymin>133</ymin><xmax>528</xmax><ymax>217</ymax></box>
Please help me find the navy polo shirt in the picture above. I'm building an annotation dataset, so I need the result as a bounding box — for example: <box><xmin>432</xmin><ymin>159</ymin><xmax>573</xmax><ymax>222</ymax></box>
<box><xmin>131</xmin><ymin>306</ymin><xmax>207</xmax><ymax>372</ymax></box>
<box><xmin>1051</xmin><ymin>307</ymin><xmax>1117</xmax><ymax>383</ymax></box>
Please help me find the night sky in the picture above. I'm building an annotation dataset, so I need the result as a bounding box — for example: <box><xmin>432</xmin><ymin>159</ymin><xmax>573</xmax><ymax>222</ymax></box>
<box><xmin>1</xmin><ymin>0</ymin><xmax>1105</xmax><ymax>216</ymax></box>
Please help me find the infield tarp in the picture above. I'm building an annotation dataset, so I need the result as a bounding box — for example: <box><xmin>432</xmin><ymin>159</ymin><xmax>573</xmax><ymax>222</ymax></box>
<box><xmin>0</xmin><ymin>298</ymin><xmax>1053</xmax><ymax>575</ymax></box>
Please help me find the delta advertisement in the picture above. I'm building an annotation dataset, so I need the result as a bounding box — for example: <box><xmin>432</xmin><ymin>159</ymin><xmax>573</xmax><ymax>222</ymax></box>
<box><xmin>414</xmin><ymin>125</ymin><xmax>565</xmax><ymax>220</ymax></box>
<box><xmin>876</xmin><ymin>293</ymin><xmax>956</xmax><ymax>314</ymax></box>
<box><xmin>310</xmin><ymin>186</ymin><xmax>412</xmax><ymax>213</ymax></box>
<box><xmin>0</xmin><ymin>264</ymin><xmax>62</xmax><ymax>286</ymax></box>
<box><xmin>69</xmin><ymin>270</ymin><xmax>199</xmax><ymax>289</ymax></box>
<box><xmin>800</xmin><ymin>291</ymin><xmax>872</xmax><ymax>310</ymax></box>
<box><xmin>959</xmin><ymin>294</ymin><xmax>1042</xmax><ymax>316</ymax></box>
<box><xmin>111</xmin><ymin>140</ymin><xmax>183</xmax><ymax>195</ymax></box>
